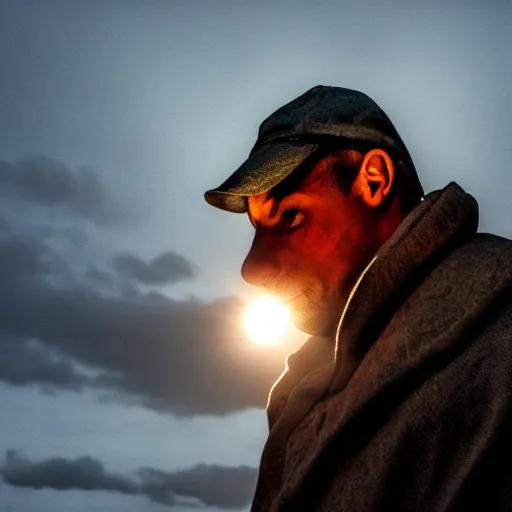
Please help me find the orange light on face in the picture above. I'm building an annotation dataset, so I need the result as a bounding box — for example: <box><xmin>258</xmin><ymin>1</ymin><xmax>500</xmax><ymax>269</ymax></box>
<box><xmin>244</xmin><ymin>296</ymin><xmax>291</xmax><ymax>345</ymax></box>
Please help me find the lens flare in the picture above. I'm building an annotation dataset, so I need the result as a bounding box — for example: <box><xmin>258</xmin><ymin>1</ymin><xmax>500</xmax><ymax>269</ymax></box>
<box><xmin>244</xmin><ymin>296</ymin><xmax>291</xmax><ymax>345</ymax></box>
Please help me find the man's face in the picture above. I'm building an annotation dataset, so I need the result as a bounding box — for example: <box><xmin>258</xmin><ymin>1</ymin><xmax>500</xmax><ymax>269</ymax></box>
<box><xmin>241</xmin><ymin>158</ymin><xmax>377</xmax><ymax>337</ymax></box>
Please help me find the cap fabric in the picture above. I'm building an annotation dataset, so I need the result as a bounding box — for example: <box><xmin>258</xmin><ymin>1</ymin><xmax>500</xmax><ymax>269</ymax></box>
<box><xmin>204</xmin><ymin>85</ymin><xmax>423</xmax><ymax>213</ymax></box>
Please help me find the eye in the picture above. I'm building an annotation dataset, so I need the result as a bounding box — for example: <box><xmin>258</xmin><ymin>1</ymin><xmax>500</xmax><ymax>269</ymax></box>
<box><xmin>280</xmin><ymin>209</ymin><xmax>305</xmax><ymax>229</ymax></box>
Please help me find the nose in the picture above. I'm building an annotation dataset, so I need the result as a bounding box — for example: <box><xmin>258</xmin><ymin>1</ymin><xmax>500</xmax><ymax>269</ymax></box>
<box><xmin>241</xmin><ymin>234</ymin><xmax>280</xmax><ymax>288</ymax></box>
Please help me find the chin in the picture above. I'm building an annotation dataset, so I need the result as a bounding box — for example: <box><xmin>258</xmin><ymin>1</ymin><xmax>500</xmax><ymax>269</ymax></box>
<box><xmin>291</xmin><ymin>303</ymin><xmax>338</xmax><ymax>337</ymax></box>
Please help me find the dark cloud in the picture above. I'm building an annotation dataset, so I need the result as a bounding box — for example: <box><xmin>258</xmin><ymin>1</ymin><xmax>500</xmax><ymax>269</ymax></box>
<box><xmin>0</xmin><ymin>232</ymin><xmax>293</xmax><ymax>416</ymax></box>
<box><xmin>0</xmin><ymin>153</ymin><xmax>292</xmax><ymax>416</ymax></box>
<box><xmin>3</xmin><ymin>451</ymin><xmax>138</xmax><ymax>495</ymax></box>
<box><xmin>85</xmin><ymin>265</ymin><xmax>113</xmax><ymax>284</ymax></box>
<box><xmin>0</xmin><ymin>232</ymin><xmax>69</xmax><ymax>285</ymax></box>
<box><xmin>2</xmin><ymin>451</ymin><xmax>257</xmax><ymax>510</ymax></box>
<box><xmin>0</xmin><ymin>217</ymin><xmax>12</xmax><ymax>234</ymax></box>
<box><xmin>0</xmin><ymin>337</ymin><xmax>89</xmax><ymax>392</ymax></box>
<box><xmin>0</xmin><ymin>155</ymin><xmax>121</xmax><ymax>226</ymax></box>
<box><xmin>139</xmin><ymin>464</ymin><xmax>258</xmax><ymax>509</ymax></box>
<box><xmin>37</xmin><ymin>225</ymin><xmax>90</xmax><ymax>249</ymax></box>
<box><xmin>113</xmin><ymin>251</ymin><xmax>197</xmax><ymax>285</ymax></box>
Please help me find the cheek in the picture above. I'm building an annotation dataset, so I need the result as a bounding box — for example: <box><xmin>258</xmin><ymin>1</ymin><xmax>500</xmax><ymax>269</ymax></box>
<box><xmin>294</xmin><ymin>214</ymin><xmax>363</xmax><ymax>288</ymax></box>
<box><xmin>303</xmin><ymin>218</ymin><xmax>347</xmax><ymax>261</ymax></box>
<box><xmin>286</xmin><ymin>220</ymin><xmax>345</xmax><ymax>277</ymax></box>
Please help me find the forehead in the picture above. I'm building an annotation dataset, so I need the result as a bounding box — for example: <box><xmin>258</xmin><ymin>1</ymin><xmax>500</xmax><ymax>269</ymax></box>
<box><xmin>247</xmin><ymin>158</ymin><xmax>331</xmax><ymax>219</ymax></box>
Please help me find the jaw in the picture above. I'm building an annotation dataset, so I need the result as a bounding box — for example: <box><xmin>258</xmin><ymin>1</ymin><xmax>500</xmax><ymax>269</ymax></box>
<box><xmin>291</xmin><ymin>298</ymin><xmax>341</xmax><ymax>337</ymax></box>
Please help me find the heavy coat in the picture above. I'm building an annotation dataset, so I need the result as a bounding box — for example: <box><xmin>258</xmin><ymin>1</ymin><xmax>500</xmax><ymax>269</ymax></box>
<box><xmin>250</xmin><ymin>182</ymin><xmax>512</xmax><ymax>512</ymax></box>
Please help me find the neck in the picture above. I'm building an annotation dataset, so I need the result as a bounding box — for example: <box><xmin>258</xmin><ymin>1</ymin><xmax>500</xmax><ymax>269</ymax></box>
<box><xmin>332</xmin><ymin>197</ymin><xmax>405</xmax><ymax>336</ymax></box>
<box><xmin>375</xmin><ymin>196</ymin><xmax>405</xmax><ymax>247</ymax></box>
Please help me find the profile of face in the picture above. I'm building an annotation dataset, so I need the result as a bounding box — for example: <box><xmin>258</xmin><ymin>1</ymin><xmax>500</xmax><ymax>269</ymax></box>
<box><xmin>241</xmin><ymin>149</ymin><xmax>402</xmax><ymax>337</ymax></box>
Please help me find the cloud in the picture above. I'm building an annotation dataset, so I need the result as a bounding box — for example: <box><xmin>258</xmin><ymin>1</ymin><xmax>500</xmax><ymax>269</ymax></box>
<box><xmin>113</xmin><ymin>251</ymin><xmax>197</xmax><ymax>285</ymax></box>
<box><xmin>139</xmin><ymin>464</ymin><xmax>258</xmax><ymax>509</ymax></box>
<box><xmin>0</xmin><ymin>337</ymin><xmax>89</xmax><ymax>392</ymax></box>
<box><xmin>2</xmin><ymin>451</ymin><xmax>138</xmax><ymax>495</ymax></box>
<box><xmin>0</xmin><ymin>153</ymin><xmax>299</xmax><ymax>417</ymax></box>
<box><xmin>0</xmin><ymin>155</ymin><xmax>123</xmax><ymax>226</ymax></box>
<box><xmin>2</xmin><ymin>451</ymin><xmax>257</xmax><ymax>510</ymax></box>
<box><xmin>0</xmin><ymin>231</ymin><xmax>292</xmax><ymax>416</ymax></box>
<box><xmin>86</xmin><ymin>265</ymin><xmax>114</xmax><ymax>284</ymax></box>
<box><xmin>2</xmin><ymin>452</ymin><xmax>127</xmax><ymax>494</ymax></box>
<box><xmin>0</xmin><ymin>231</ymin><xmax>68</xmax><ymax>283</ymax></box>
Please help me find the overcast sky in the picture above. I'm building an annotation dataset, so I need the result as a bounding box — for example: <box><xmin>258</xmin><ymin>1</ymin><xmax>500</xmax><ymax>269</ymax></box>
<box><xmin>0</xmin><ymin>1</ymin><xmax>511</xmax><ymax>511</ymax></box>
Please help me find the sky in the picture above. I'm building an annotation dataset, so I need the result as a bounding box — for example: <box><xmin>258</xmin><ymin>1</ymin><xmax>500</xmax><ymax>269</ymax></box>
<box><xmin>0</xmin><ymin>0</ymin><xmax>511</xmax><ymax>510</ymax></box>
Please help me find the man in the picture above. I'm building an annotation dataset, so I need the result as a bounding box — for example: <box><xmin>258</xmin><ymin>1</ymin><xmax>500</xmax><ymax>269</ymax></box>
<box><xmin>204</xmin><ymin>86</ymin><xmax>512</xmax><ymax>511</ymax></box>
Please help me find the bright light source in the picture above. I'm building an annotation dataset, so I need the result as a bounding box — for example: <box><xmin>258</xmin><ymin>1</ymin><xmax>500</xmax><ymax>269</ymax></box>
<box><xmin>244</xmin><ymin>296</ymin><xmax>291</xmax><ymax>345</ymax></box>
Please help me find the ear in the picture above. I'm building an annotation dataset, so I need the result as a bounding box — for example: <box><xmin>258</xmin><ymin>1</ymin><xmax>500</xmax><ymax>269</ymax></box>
<box><xmin>353</xmin><ymin>149</ymin><xmax>394</xmax><ymax>208</ymax></box>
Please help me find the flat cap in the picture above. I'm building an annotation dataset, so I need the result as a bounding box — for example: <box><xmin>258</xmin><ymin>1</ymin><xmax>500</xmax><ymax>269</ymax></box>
<box><xmin>205</xmin><ymin>85</ymin><xmax>422</xmax><ymax>213</ymax></box>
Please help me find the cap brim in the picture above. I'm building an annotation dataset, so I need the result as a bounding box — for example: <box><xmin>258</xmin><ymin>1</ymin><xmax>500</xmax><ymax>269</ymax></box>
<box><xmin>204</xmin><ymin>141</ymin><xmax>319</xmax><ymax>213</ymax></box>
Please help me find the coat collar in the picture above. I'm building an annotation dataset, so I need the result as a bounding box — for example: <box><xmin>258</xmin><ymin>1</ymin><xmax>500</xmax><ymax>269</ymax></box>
<box><xmin>328</xmin><ymin>181</ymin><xmax>479</xmax><ymax>393</ymax></box>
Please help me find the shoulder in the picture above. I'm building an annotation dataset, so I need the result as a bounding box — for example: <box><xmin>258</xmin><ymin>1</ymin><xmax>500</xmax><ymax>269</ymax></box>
<box><xmin>433</xmin><ymin>232</ymin><xmax>512</xmax><ymax>290</ymax></box>
<box><xmin>456</xmin><ymin>232</ymin><xmax>512</xmax><ymax>265</ymax></box>
<box><xmin>426</xmin><ymin>232</ymin><xmax>512</xmax><ymax>373</ymax></box>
